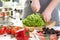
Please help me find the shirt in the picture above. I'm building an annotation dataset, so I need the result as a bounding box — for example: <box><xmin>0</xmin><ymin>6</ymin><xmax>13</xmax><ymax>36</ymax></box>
<box><xmin>23</xmin><ymin>0</ymin><xmax>60</xmax><ymax>26</ymax></box>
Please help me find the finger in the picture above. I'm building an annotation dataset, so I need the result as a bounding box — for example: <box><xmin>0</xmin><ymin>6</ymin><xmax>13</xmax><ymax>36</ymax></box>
<box><xmin>35</xmin><ymin>7</ymin><xmax>40</xmax><ymax>12</ymax></box>
<box><xmin>43</xmin><ymin>16</ymin><xmax>47</xmax><ymax>22</ymax></box>
<box><xmin>44</xmin><ymin>16</ymin><xmax>49</xmax><ymax>22</ymax></box>
<box><xmin>46</xmin><ymin>19</ymin><xmax>49</xmax><ymax>22</ymax></box>
<box><xmin>46</xmin><ymin>17</ymin><xmax>50</xmax><ymax>22</ymax></box>
<box><xmin>45</xmin><ymin>17</ymin><xmax>47</xmax><ymax>22</ymax></box>
<box><xmin>43</xmin><ymin>14</ymin><xmax>48</xmax><ymax>22</ymax></box>
<box><xmin>31</xmin><ymin>5</ymin><xmax>38</xmax><ymax>12</ymax></box>
<box><xmin>42</xmin><ymin>14</ymin><xmax>46</xmax><ymax>22</ymax></box>
<box><xmin>31</xmin><ymin>6</ymin><xmax>36</xmax><ymax>12</ymax></box>
<box><xmin>35</xmin><ymin>9</ymin><xmax>39</xmax><ymax>12</ymax></box>
<box><xmin>33</xmin><ymin>7</ymin><xmax>38</xmax><ymax>12</ymax></box>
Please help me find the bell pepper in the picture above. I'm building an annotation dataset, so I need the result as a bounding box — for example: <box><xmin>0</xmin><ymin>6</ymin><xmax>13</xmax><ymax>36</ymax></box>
<box><xmin>15</xmin><ymin>28</ymin><xmax>30</xmax><ymax>40</ymax></box>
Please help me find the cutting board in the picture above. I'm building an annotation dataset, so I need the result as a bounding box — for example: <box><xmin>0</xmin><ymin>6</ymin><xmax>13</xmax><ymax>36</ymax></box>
<box><xmin>46</xmin><ymin>21</ymin><xmax>56</xmax><ymax>28</ymax></box>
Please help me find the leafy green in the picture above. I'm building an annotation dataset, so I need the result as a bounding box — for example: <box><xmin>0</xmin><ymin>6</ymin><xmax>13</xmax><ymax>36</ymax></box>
<box><xmin>22</xmin><ymin>13</ymin><xmax>45</xmax><ymax>27</ymax></box>
<box><xmin>6</xmin><ymin>12</ymin><xmax>10</xmax><ymax>16</ymax></box>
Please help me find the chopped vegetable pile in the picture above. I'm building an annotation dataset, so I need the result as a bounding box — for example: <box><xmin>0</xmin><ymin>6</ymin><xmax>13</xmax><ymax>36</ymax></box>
<box><xmin>22</xmin><ymin>14</ymin><xmax>45</xmax><ymax>27</ymax></box>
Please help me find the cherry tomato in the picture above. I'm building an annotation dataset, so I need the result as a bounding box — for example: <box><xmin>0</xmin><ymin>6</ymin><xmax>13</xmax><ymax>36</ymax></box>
<box><xmin>6</xmin><ymin>27</ymin><xmax>11</xmax><ymax>34</ymax></box>
<box><xmin>0</xmin><ymin>27</ymin><xmax>5</xmax><ymax>35</ymax></box>
<box><xmin>2</xmin><ymin>25</ymin><xmax>7</xmax><ymax>31</ymax></box>
<box><xmin>11</xmin><ymin>28</ymin><xmax>17</xmax><ymax>35</ymax></box>
<box><xmin>15</xmin><ymin>26</ymin><xmax>22</xmax><ymax>31</ymax></box>
<box><xmin>0</xmin><ymin>29</ymin><xmax>4</xmax><ymax>35</ymax></box>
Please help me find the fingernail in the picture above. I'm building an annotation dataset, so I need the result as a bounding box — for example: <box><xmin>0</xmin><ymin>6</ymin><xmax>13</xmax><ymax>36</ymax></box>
<box><xmin>36</xmin><ymin>10</ymin><xmax>38</xmax><ymax>12</ymax></box>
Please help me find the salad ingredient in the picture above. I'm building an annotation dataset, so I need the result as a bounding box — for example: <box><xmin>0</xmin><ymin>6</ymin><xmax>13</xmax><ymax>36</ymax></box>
<box><xmin>15</xmin><ymin>28</ymin><xmax>30</xmax><ymax>40</ymax></box>
<box><xmin>23</xmin><ymin>14</ymin><xmax>45</xmax><ymax>27</ymax></box>
<box><xmin>42</xmin><ymin>27</ymin><xmax>56</xmax><ymax>34</ymax></box>
<box><xmin>6</xmin><ymin>26</ymin><xmax>11</xmax><ymax>34</ymax></box>
<box><xmin>0</xmin><ymin>25</ymin><xmax>6</xmax><ymax>35</ymax></box>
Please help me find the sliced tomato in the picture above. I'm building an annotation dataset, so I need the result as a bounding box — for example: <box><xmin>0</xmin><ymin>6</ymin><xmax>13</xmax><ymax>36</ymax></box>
<box><xmin>15</xmin><ymin>26</ymin><xmax>21</xmax><ymax>31</ymax></box>
<box><xmin>6</xmin><ymin>27</ymin><xmax>11</xmax><ymax>34</ymax></box>
<box><xmin>11</xmin><ymin>28</ymin><xmax>17</xmax><ymax>35</ymax></box>
<box><xmin>6</xmin><ymin>29</ymin><xmax>11</xmax><ymax>34</ymax></box>
<box><xmin>0</xmin><ymin>26</ymin><xmax>5</xmax><ymax>35</ymax></box>
<box><xmin>2</xmin><ymin>25</ymin><xmax>7</xmax><ymax>30</ymax></box>
<box><xmin>0</xmin><ymin>29</ymin><xmax>4</xmax><ymax>35</ymax></box>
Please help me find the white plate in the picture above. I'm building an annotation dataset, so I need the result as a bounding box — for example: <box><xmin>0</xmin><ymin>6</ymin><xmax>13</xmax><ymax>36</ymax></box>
<box><xmin>52</xmin><ymin>26</ymin><xmax>60</xmax><ymax>30</ymax></box>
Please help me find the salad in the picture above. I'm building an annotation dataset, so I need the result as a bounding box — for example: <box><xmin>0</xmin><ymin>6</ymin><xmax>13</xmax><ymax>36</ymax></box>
<box><xmin>22</xmin><ymin>13</ymin><xmax>45</xmax><ymax>27</ymax></box>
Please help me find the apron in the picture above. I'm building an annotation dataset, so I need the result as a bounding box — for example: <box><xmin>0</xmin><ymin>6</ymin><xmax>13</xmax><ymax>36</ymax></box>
<box><xmin>23</xmin><ymin>0</ymin><xmax>60</xmax><ymax>26</ymax></box>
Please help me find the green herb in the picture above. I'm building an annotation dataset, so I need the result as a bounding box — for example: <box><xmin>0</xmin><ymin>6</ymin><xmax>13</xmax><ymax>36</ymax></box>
<box><xmin>25</xmin><ymin>31</ymin><xmax>29</xmax><ymax>36</ymax></box>
<box><xmin>3</xmin><ymin>0</ymin><xmax>10</xmax><ymax>2</ymax></box>
<box><xmin>6</xmin><ymin>12</ymin><xmax>10</xmax><ymax>16</ymax></box>
<box><xmin>22</xmin><ymin>13</ymin><xmax>45</xmax><ymax>27</ymax></box>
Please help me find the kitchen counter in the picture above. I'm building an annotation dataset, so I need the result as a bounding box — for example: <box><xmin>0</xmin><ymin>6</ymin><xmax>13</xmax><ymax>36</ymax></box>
<box><xmin>0</xmin><ymin>26</ymin><xmax>60</xmax><ymax>40</ymax></box>
<box><xmin>0</xmin><ymin>34</ymin><xmax>16</xmax><ymax>40</ymax></box>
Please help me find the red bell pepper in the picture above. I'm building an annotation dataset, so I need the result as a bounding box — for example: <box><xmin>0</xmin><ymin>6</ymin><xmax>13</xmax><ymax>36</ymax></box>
<box><xmin>15</xmin><ymin>28</ymin><xmax>30</xmax><ymax>40</ymax></box>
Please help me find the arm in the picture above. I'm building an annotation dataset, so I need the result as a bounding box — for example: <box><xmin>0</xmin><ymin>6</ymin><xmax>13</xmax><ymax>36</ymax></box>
<box><xmin>42</xmin><ymin>0</ymin><xmax>60</xmax><ymax>15</ymax></box>
<box><xmin>42</xmin><ymin>0</ymin><xmax>60</xmax><ymax>22</ymax></box>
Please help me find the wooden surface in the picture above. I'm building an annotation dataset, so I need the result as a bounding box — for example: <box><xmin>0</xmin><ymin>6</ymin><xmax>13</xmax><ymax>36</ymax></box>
<box><xmin>46</xmin><ymin>21</ymin><xmax>56</xmax><ymax>28</ymax></box>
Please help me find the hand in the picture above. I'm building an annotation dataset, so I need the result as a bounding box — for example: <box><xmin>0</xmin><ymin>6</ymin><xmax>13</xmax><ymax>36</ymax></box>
<box><xmin>31</xmin><ymin>0</ymin><xmax>40</xmax><ymax>12</ymax></box>
<box><xmin>42</xmin><ymin>12</ymin><xmax>52</xmax><ymax>22</ymax></box>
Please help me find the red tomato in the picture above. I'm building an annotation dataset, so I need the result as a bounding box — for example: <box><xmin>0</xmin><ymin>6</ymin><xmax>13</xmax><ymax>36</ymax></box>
<box><xmin>0</xmin><ymin>30</ymin><xmax>3</xmax><ymax>35</ymax></box>
<box><xmin>8</xmin><ymin>26</ymin><xmax>15</xmax><ymax>35</ymax></box>
<box><xmin>15</xmin><ymin>26</ymin><xmax>20</xmax><ymax>30</ymax></box>
<box><xmin>13</xmin><ymin>26</ymin><xmax>22</xmax><ymax>35</ymax></box>
<box><xmin>0</xmin><ymin>27</ymin><xmax>5</xmax><ymax>35</ymax></box>
<box><xmin>6</xmin><ymin>29</ymin><xmax>11</xmax><ymax>34</ymax></box>
<box><xmin>6</xmin><ymin>27</ymin><xmax>11</xmax><ymax>34</ymax></box>
<box><xmin>2</xmin><ymin>25</ymin><xmax>7</xmax><ymax>30</ymax></box>
<box><xmin>11</xmin><ymin>28</ymin><xmax>17</xmax><ymax>35</ymax></box>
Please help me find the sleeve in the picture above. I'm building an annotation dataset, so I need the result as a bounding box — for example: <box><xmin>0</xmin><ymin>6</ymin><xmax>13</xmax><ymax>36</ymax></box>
<box><xmin>22</xmin><ymin>0</ymin><xmax>33</xmax><ymax>19</ymax></box>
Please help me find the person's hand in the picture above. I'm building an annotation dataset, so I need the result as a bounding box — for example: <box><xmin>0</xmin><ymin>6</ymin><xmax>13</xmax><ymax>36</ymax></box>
<box><xmin>31</xmin><ymin>0</ymin><xmax>41</xmax><ymax>12</ymax></box>
<box><xmin>42</xmin><ymin>12</ymin><xmax>52</xmax><ymax>22</ymax></box>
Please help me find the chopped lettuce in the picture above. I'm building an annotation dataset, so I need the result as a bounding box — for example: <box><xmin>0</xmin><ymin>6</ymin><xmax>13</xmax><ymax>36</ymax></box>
<box><xmin>22</xmin><ymin>13</ymin><xmax>45</xmax><ymax>27</ymax></box>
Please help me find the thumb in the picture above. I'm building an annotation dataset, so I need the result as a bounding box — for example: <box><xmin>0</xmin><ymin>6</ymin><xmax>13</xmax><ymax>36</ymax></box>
<box><xmin>35</xmin><ymin>9</ymin><xmax>39</xmax><ymax>12</ymax></box>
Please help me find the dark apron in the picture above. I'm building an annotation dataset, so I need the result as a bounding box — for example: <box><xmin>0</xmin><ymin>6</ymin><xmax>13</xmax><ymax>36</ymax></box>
<box><xmin>23</xmin><ymin>0</ymin><xmax>60</xmax><ymax>26</ymax></box>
